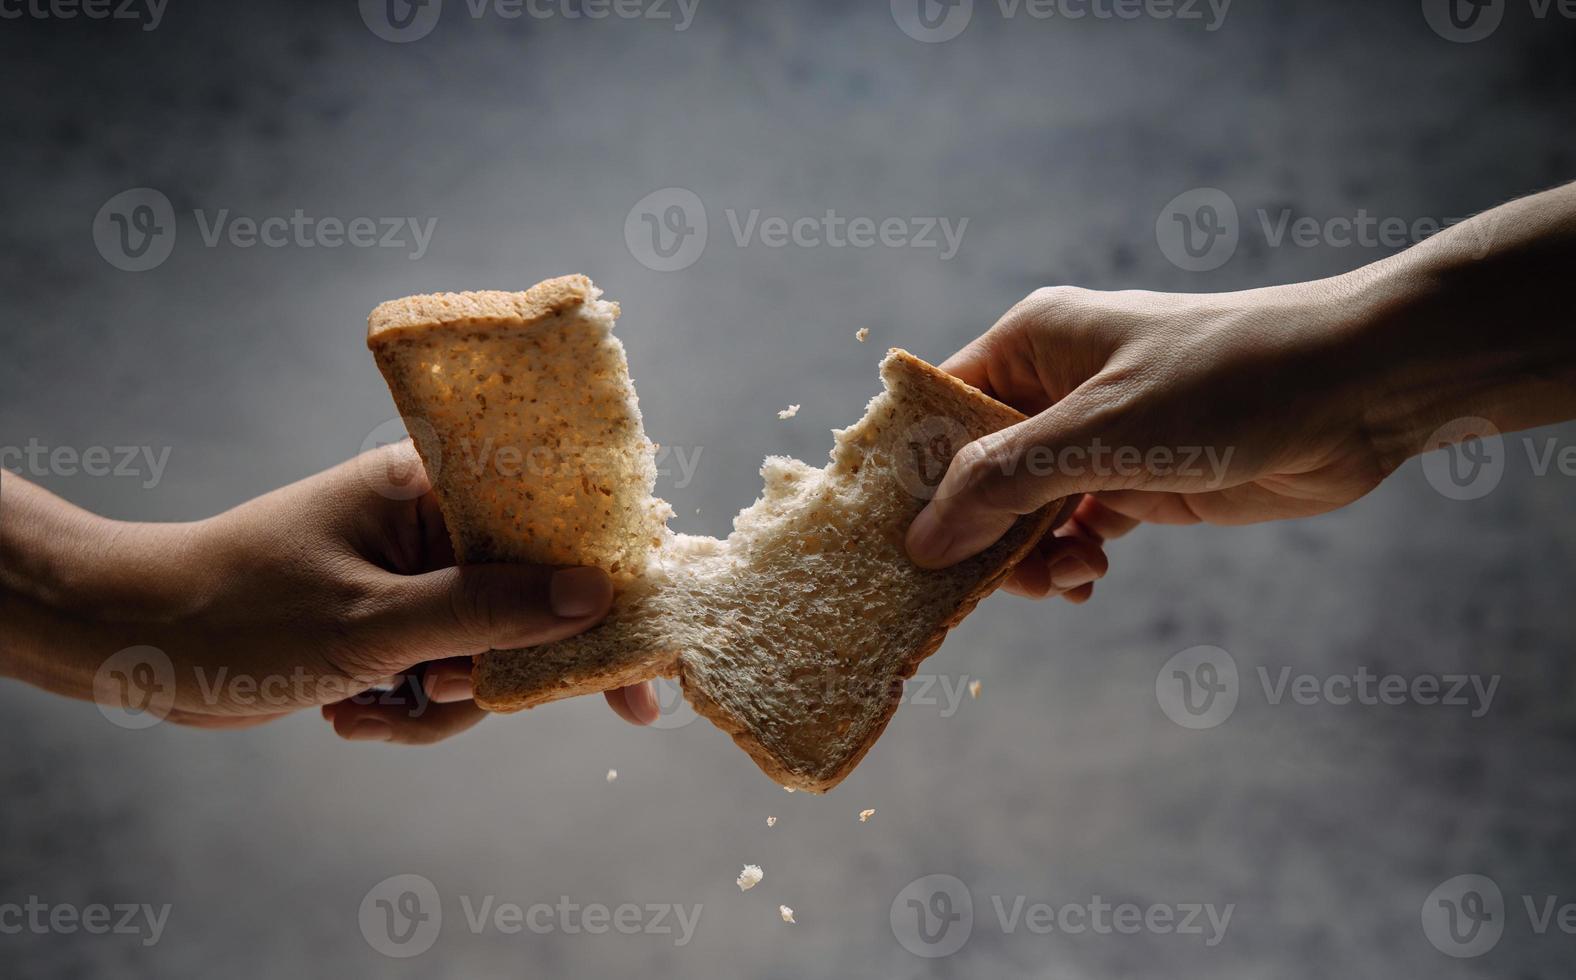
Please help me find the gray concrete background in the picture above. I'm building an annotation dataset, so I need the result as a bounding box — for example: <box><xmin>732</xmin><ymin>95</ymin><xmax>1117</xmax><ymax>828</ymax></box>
<box><xmin>3</xmin><ymin>1</ymin><xmax>1576</xmax><ymax>976</ymax></box>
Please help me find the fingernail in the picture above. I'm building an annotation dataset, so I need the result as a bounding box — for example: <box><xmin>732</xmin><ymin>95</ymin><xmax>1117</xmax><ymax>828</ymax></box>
<box><xmin>627</xmin><ymin>683</ymin><xmax>660</xmax><ymax>725</ymax></box>
<box><xmin>347</xmin><ymin>717</ymin><xmax>392</xmax><ymax>741</ymax></box>
<box><xmin>550</xmin><ymin>566</ymin><xmax>613</xmax><ymax>618</ymax></box>
<box><xmin>905</xmin><ymin>504</ymin><xmax>954</xmax><ymax>567</ymax></box>
<box><xmin>429</xmin><ymin>675</ymin><xmax>472</xmax><ymax>704</ymax></box>
<box><xmin>1048</xmin><ymin>555</ymin><xmax>1097</xmax><ymax>590</ymax></box>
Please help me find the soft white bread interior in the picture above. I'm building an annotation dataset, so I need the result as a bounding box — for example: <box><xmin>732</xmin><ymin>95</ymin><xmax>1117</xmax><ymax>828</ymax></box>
<box><xmin>368</xmin><ymin>276</ymin><xmax>1058</xmax><ymax>792</ymax></box>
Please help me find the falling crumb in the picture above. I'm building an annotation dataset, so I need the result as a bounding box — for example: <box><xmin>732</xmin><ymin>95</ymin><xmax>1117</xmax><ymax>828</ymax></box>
<box><xmin>969</xmin><ymin>679</ymin><xmax>982</xmax><ymax>699</ymax></box>
<box><xmin>856</xmin><ymin>327</ymin><xmax>870</xmax><ymax>343</ymax></box>
<box><xmin>737</xmin><ymin>865</ymin><xmax>764</xmax><ymax>891</ymax></box>
<box><xmin>858</xmin><ymin>808</ymin><xmax>876</xmax><ymax>823</ymax></box>
<box><xmin>777</xmin><ymin>404</ymin><xmax>800</xmax><ymax>420</ymax></box>
<box><xmin>779</xmin><ymin>905</ymin><xmax>796</xmax><ymax>924</ymax></box>
<box><xmin>783</xmin><ymin>786</ymin><xmax>795</xmax><ymax>793</ymax></box>
<box><xmin>605</xmin><ymin>769</ymin><xmax>618</xmax><ymax>783</ymax></box>
<box><xmin>766</xmin><ymin>816</ymin><xmax>777</xmax><ymax>828</ymax></box>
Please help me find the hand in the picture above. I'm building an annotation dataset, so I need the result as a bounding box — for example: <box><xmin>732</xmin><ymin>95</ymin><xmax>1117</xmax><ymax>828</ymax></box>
<box><xmin>0</xmin><ymin>441</ymin><xmax>659</xmax><ymax>743</ymax></box>
<box><xmin>909</xmin><ymin>183</ymin><xmax>1576</xmax><ymax>570</ymax></box>
<box><xmin>907</xmin><ymin>277</ymin><xmax>1390</xmax><ymax>569</ymax></box>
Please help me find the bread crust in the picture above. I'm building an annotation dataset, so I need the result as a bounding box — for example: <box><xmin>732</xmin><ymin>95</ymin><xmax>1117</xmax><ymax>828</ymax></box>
<box><xmin>366</xmin><ymin>274</ymin><xmax>613</xmax><ymax>345</ymax></box>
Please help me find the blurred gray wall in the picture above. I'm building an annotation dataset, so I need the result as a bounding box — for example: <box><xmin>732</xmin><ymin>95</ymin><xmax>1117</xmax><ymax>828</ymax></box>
<box><xmin>3</xmin><ymin>1</ymin><xmax>1576</xmax><ymax>977</ymax></box>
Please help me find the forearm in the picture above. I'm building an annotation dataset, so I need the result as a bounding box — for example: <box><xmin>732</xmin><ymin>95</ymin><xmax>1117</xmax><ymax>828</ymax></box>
<box><xmin>0</xmin><ymin>471</ymin><xmax>206</xmax><ymax>692</ymax></box>
<box><xmin>1344</xmin><ymin>181</ymin><xmax>1576</xmax><ymax>467</ymax></box>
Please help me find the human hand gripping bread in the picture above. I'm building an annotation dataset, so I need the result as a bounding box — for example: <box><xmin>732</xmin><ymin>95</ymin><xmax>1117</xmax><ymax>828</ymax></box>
<box><xmin>367</xmin><ymin>275</ymin><xmax>1060</xmax><ymax>791</ymax></box>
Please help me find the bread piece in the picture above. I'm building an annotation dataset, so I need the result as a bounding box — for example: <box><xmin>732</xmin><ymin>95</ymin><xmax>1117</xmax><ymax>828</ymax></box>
<box><xmin>367</xmin><ymin>275</ymin><xmax>670</xmax><ymax>579</ymax></box>
<box><xmin>368</xmin><ymin>277</ymin><xmax>1059</xmax><ymax>792</ymax></box>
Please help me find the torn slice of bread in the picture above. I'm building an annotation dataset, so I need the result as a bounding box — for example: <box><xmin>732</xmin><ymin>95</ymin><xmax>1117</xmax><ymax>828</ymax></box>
<box><xmin>368</xmin><ymin>276</ymin><xmax>1059</xmax><ymax>793</ymax></box>
<box><xmin>368</xmin><ymin>275</ymin><xmax>671</xmax><ymax>579</ymax></box>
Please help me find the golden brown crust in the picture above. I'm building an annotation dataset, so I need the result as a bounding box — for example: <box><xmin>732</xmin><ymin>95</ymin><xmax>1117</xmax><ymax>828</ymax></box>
<box><xmin>366</xmin><ymin>274</ymin><xmax>612</xmax><ymax>345</ymax></box>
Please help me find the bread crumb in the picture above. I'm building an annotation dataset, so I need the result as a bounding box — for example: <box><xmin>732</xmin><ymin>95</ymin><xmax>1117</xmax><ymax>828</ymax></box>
<box><xmin>777</xmin><ymin>404</ymin><xmax>800</xmax><ymax>420</ymax></box>
<box><xmin>968</xmin><ymin>679</ymin><xmax>982</xmax><ymax>699</ymax></box>
<box><xmin>605</xmin><ymin>769</ymin><xmax>618</xmax><ymax>783</ymax></box>
<box><xmin>779</xmin><ymin>905</ymin><xmax>796</xmax><ymax>924</ymax></box>
<box><xmin>737</xmin><ymin>864</ymin><xmax>764</xmax><ymax>891</ymax></box>
<box><xmin>783</xmin><ymin>786</ymin><xmax>795</xmax><ymax>793</ymax></box>
<box><xmin>856</xmin><ymin>327</ymin><xmax>870</xmax><ymax>343</ymax></box>
<box><xmin>858</xmin><ymin>808</ymin><xmax>876</xmax><ymax>823</ymax></box>
<box><xmin>766</xmin><ymin>816</ymin><xmax>777</xmax><ymax>827</ymax></box>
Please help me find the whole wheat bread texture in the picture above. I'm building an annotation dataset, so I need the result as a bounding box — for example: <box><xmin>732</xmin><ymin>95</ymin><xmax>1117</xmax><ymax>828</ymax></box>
<box><xmin>368</xmin><ymin>275</ymin><xmax>1059</xmax><ymax>792</ymax></box>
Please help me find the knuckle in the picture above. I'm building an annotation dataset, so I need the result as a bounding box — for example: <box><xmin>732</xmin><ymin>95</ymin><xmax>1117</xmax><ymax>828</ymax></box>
<box><xmin>1026</xmin><ymin>284</ymin><xmax>1084</xmax><ymax>313</ymax></box>
<box><xmin>952</xmin><ymin>433</ymin><xmax>1023</xmax><ymax>511</ymax></box>
<box><xmin>448</xmin><ymin>573</ymin><xmax>500</xmax><ymax>639</ymax></box>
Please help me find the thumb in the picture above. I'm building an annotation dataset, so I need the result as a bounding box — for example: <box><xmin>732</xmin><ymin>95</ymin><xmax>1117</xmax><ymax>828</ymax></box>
<box><xmin>905</xmin><ymin>399</ymin><xmax>1126</xmax><ymax>568</ymax></box>
<box><xmin>363</xmin><ymin>564</ymin><xmax>614</xmax><ymax>671</ymax></box>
